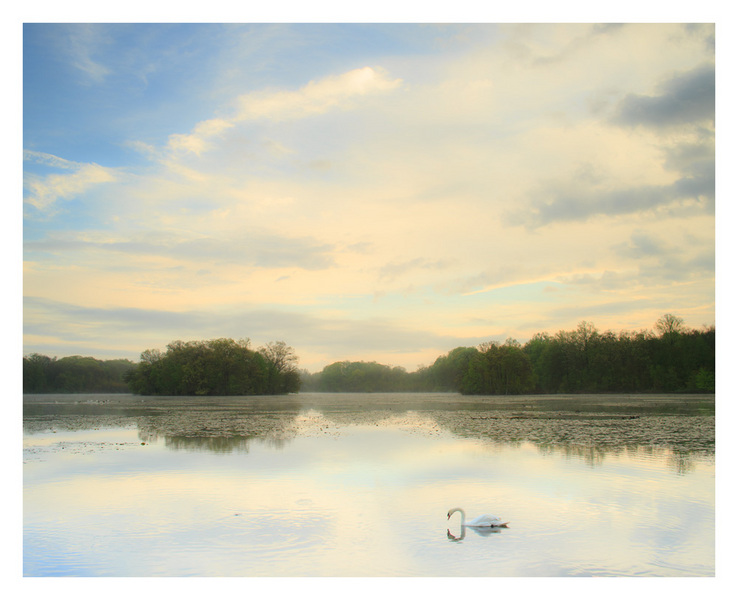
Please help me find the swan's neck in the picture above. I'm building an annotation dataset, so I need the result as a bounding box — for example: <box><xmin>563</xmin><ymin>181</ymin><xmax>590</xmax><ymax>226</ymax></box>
<box><xmin>450</xmin><ymin>507</ymin><xmax>466</xmax><ymax>522</ymax></box>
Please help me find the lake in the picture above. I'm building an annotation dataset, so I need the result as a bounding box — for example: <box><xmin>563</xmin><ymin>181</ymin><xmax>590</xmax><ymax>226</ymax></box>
<box><xmin>23</xmin><ymin>392</ymin><xmax>715</xmax><ymax>577</ymax></box>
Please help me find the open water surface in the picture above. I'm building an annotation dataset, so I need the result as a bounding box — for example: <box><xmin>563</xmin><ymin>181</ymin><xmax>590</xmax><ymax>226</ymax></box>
<box><xmin>23</xmin><ymin>393</ymin><xmax>715</xmax><ymax>577</ymax></box>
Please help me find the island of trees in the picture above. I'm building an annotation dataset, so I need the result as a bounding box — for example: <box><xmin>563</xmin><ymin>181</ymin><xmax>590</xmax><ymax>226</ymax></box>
<box><xmin>23</xmin><ymin>339</ymin><xmax>300</xmax><ymax>396</ymax></box>
<box><xmin>124</xmin><ymin>339</ymin><xmax>300</xmax><ymax>395</ymax></box>
<box><xmin>23</xmin><ymin>314</ymin><xmax>714</xmax><ymax>396</ymax></box>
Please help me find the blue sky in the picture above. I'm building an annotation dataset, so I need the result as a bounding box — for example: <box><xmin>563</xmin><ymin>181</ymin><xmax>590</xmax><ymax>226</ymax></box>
<box><xmin>22</xmin><ymin>21</ymin><xmax>716</xmax><ymax>372</ymax></box>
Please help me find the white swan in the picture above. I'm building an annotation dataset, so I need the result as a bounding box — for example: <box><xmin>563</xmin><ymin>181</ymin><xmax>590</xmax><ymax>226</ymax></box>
<box><xmin>447</xmin><ymin>507</ymin><xmax>509</xmax><ymax>528</ymax></box>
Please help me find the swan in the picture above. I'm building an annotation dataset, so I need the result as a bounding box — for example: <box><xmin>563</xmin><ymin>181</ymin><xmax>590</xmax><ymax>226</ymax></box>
<box><xmin>447</xmin><ymin>507</ymin><xmax>508</xmax><ymax>528</ymax></box>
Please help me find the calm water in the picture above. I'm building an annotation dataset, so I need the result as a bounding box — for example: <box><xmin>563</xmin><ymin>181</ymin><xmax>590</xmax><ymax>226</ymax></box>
<box><xmin>23</xmin><ymin>393</ymin><xmax>715</xmax><ymax>577</ymax></box>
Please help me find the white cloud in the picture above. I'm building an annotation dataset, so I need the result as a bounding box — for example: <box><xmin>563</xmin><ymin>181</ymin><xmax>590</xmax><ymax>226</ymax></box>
<box><xmin>23</xmin><ymin>153</ymin><xmax>118</xmax><ymax>210</ymax></box>
<box><xmin>66</xmin><ymin>23</ymin><xmax>111</xmax><ymax>83</ymax></box>
<box><xmin>167</xmin><ymin>118</ymin><xmax>235</xmax><ymax>156</ymax></box>
<box><xmin>23</xmin><ymin>150</ymin><xmax>80</xmax><ymax>170</ymax></box>
<box><xmin>156</xmin><ymin>66</ymin><xmax>401</xmax><ymax>165</ymax></box>
<box><xmin>234</xmin><ymin>66</ymin><xmax>402</xmax><ymax>122</ymax></box>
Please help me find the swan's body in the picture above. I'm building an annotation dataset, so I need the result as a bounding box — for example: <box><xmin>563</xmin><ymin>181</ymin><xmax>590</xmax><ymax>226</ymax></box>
<box><xmin>447</xmin><ymin>507</ymin><xmax>508</xmax><ymax>528</ymax></box>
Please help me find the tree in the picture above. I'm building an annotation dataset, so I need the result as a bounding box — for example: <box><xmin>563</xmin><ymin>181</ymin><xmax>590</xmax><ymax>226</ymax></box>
<box><xmin>430</xmin><ymin>347</ymin><xmax>480</xmax><ymax>392</ymax></box>
<box><xmin>312</xmin><ymin>360</ymin><xmax>417</xmax><ymax>392</ymax></box>
<box><xmin>24</xmin><ymin>353</ymin><xmax>135</xmax><ymax>393</ymax></box>
<box><xmin>655</xmin><ymin>314</ymin><xmax>685</xmax><ymax>337</ymax></box>
<box><xmin>23</xmin><ymin>353</ymin><xmax>53</xmax><ymax>392</ymax></box>
<box><xmin>124</xmin><ymin>338</ymin><xmax>297</xmax><ymax>396</ymax></box>
<box><xmin>467</xmin><ymin>339</ymin><xmax>534</xmax><ymax>395</ymax></box>
<box><xmin>259</xmin><ymin>341</ymin><xmax>300</xmax><ymax>394</ymax></box>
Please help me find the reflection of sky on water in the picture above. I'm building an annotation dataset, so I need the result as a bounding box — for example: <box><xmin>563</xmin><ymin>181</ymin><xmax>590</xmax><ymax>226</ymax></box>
<box><xmin>23</xmin><ymin>394</ymin><xmax>714</xmax><ymax>576</ymax></box>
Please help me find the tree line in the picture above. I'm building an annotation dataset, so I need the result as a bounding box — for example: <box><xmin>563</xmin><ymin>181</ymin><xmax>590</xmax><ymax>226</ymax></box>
<box><xmin>300</xmin><ymin>360</ymin><xmax>424</xmax><ymax>393</ymax></box>
<box><xmin>520</xmin><ymin>316</ymin><xmax>715</xmax><ymax>394</ymax></box>
<box><xmin>303</xmin><ymin>315</ymin><xmax>715</xmax><ymax>395</ymax></box>
<box><xmin>23</xmin><ymin>315</ymin><xmax>715</xmax><ymax>396</ymax></box>
<box><xmin>23</xmin><ymin>354</ymin><xmax>136</xmax><ymax>393</ymax></box>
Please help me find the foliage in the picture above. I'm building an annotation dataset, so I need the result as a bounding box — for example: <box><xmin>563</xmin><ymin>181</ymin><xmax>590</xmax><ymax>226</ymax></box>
<box><xmin>419</xmin><ymin>340</ymin><xmax>535</xmax><ymax>395</ymax></box>
<box><xmin>258</xmin><ymin>341</ymin><xmax>301</xmax><ymax>394</ymax></box>
<box><xmin>302</xmin><ymin>314</ymin><xmax>714</xmax><ymax>395</ymax></box>
<box><xmin>522</xmin><ymin>318</ymin><xmax>715</xmax><ymax>394</ymax></box>
<box><xmin>23</xmin><ymin>314</ymin><xmax>714</xmax><ymax>397</ymax></box>
<box><xmin>654</xmin><ymin>313</ymin><xmax>686</xmax><ymax>337</ymax></box>
<box><xmin>305</xmin><ymin>360</ymin><xmax>425</xmax><ymax>393</ymax></box>
<box><xmin>123</xmin><ymin>338</ymin><xmax>300</xmax><ymax>396</ymax></box>
<box><xmin>304</xmin><ymin>341</ymin><xmax>535</xmax><ymax>395</ymax></box>
<box><xmin>23</xmin><ymin>354</ymin><xmax>136</xmax><ymax>393</ymax></box>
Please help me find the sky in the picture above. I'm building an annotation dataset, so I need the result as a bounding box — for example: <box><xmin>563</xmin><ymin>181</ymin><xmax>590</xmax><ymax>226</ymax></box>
<box><xmin>22</xmin><ymin>21</ymin><xmax>717</xmax><ymax>373</ymax></box>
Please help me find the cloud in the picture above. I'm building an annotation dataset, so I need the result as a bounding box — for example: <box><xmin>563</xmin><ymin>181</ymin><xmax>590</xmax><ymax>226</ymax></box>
<box><xmin>544</xmin><ymin>298</ymin><xmax>666</xmax><ymax>323</ymax></box>
<box><xmin>378</xmin><ymin>258</ymin><xmax>453</xmax><ymax>282</ymax></box>
<box><xmin>25</xmin><ymin>229</ymin><xmax>336</xmax><ymax>271</ymax></box>
<box><xmin>613</xmin><ymin>231</ymin><xmax>666</xmax><ymax>259</ymax></box>
<box><xmin>608</xmin><ymin>230</ymin><xmax>714</xmax><ymax>288</ymax></box>
<box><xmin>66</xmin><ymin>24</ymin><xmax>111</xmax><ymax>83</ymax></box>
<box><xmin>507</xmin><ymin>178</ymin><xmax>712</xmax><ymax>229</ymax></box>
<box><xmin>635</xmin><ymin>248</ymin><xmax>714</xmax><ymax>285</ymax></box>
<box><xmin>22</xmin><ymin>296</ymin><xmax>485</xmax><ymax>368</ymax></box>
<box><xmin>167</xmin><ymin>118</ymin><xmax>235</xmax><ymax>156</ymax></box>
<box><xmin>507</xmin><ymin>142</ymin><xmax>714</xmax><ymax>229</ymax></box>
<box><xmin>439</xmin><ymin>265</ymin><xmax>531</xmax><ymax>297</ymax></box>
<box><xmin>661</xmin><ymin>140</ymin><xmax>716</xmax><ymax>210</ymax></box>
<box><xmin>149</xmin><ymin>66</ymin><xmax>402</xmax><ymax>165</ymax></box>
<box><xmin>23</xmin><ymin>151</ymin><xmax>118</xmax><ymax>211</ymax></box>
<box><xmin>611</xmin><ymin>63</ymin><xmax>715</xmax><ymax>129</ymax></box>
<box><xmin>662</xmin><ymin>139</ymin><xmax>714</xmax><ymax>173</ymax></box>
<box><xmin>502</xmin><ymin>61</ymin><xmax>715</xmax><ymax>230</ymax></box>
<box><xmin>24</xmin><ymin>296</ymin><xmax>200</xmax><ymax>342</ymax></box>
<box><xmin>526</xmin><ymin>23</ymin><xmax>625</xmax><ymax>67</ymax></box>
<box><xmin>23</xmin><ymin>150</ymin><xmax>80</xmax><ymax>170</ymax></box>
<box><xmin>234</xmin><ymin>66</ymin><xmax>402</xmax><ymax>122</ymax></box>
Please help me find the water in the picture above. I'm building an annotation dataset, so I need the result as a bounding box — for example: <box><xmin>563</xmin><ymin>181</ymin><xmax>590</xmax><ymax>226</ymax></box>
<box><xmin>23</xmin><ymin>393</ymin><xmax>715</xmax><ymax>577</ymax></box>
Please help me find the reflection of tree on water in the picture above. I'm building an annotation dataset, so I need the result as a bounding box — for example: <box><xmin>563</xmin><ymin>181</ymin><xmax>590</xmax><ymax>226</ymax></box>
<box><xmin>532</xmin><ymin>442</ymin><xmax>707</xmax><ymax>473</ymax></box>
<box><xmin>297</xmin><ymin>393</ymin><xmax>714</xmax><ymax>465</ymax></box>
<box><xmin>23</xmin><ymin>393</ymin><xmax>714</xmax><ymax>468</ymax></box>
<box><xmin>430</xmin><ymin>410</ymin><xmax>714</xmax><ymax>467</ymax></box>
<box><xmin>667</xmin><ymin>450</ymin><xmax>709</xmax><ymax>475</ymax></box>
<box><xmin>135</xmin><ymin>394</ymin><xmax>714</xmax><ymax>463</ymax></box>
<box><xmin>163</xmin><ymin>435</ymin><xmax>253</xmax><ymax>453</ymax></box>
<box><xmin>134</xmin><ymin>397</ymin><xmax>304</xmax><ymax>453</ymax></box>
<box><xmin>138</xmin><ymin>431</ymin><xmax>296</xmax><ymax>453</ymax></box>
<box><xmin>22</xmin><ymin>394</ymin><xmax>160</xmax><ymax>434</ymax></box>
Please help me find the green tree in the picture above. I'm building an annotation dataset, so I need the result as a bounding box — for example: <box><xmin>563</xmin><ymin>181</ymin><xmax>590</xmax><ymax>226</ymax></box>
<box><xmin>655</xmin><ymin>313</ymin><xmax>686</xmax><ymax>338</ymax></box>
<box><xmin>125</xmin><ymin>338</ymin><xmax>296</xmax><ymax>396</ymax></box>
<box><xmin>259</xmin><ymin>341</ymin><xmax>301</xmax><ymax>394</ymax></box>
<box><xmin>468</xmin><ymin>339</ymin><xmax>534</xmax><ymax>395</ymax></box>
<box><xmin>23</xmin><ymin>353</ymin><xmax>53</xmax><ymax>392</ymax></box>
<box><xmin>24</xmin><ymin>353</ymin><xmax>135</xmax><ymax>393</ymax></box>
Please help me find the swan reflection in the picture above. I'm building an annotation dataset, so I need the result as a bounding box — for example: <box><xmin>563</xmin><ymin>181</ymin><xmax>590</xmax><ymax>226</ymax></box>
<box><xmin>447</xmin><ymin>525</ymin><xmax>503</xmax><ymax>541</ymax></box>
